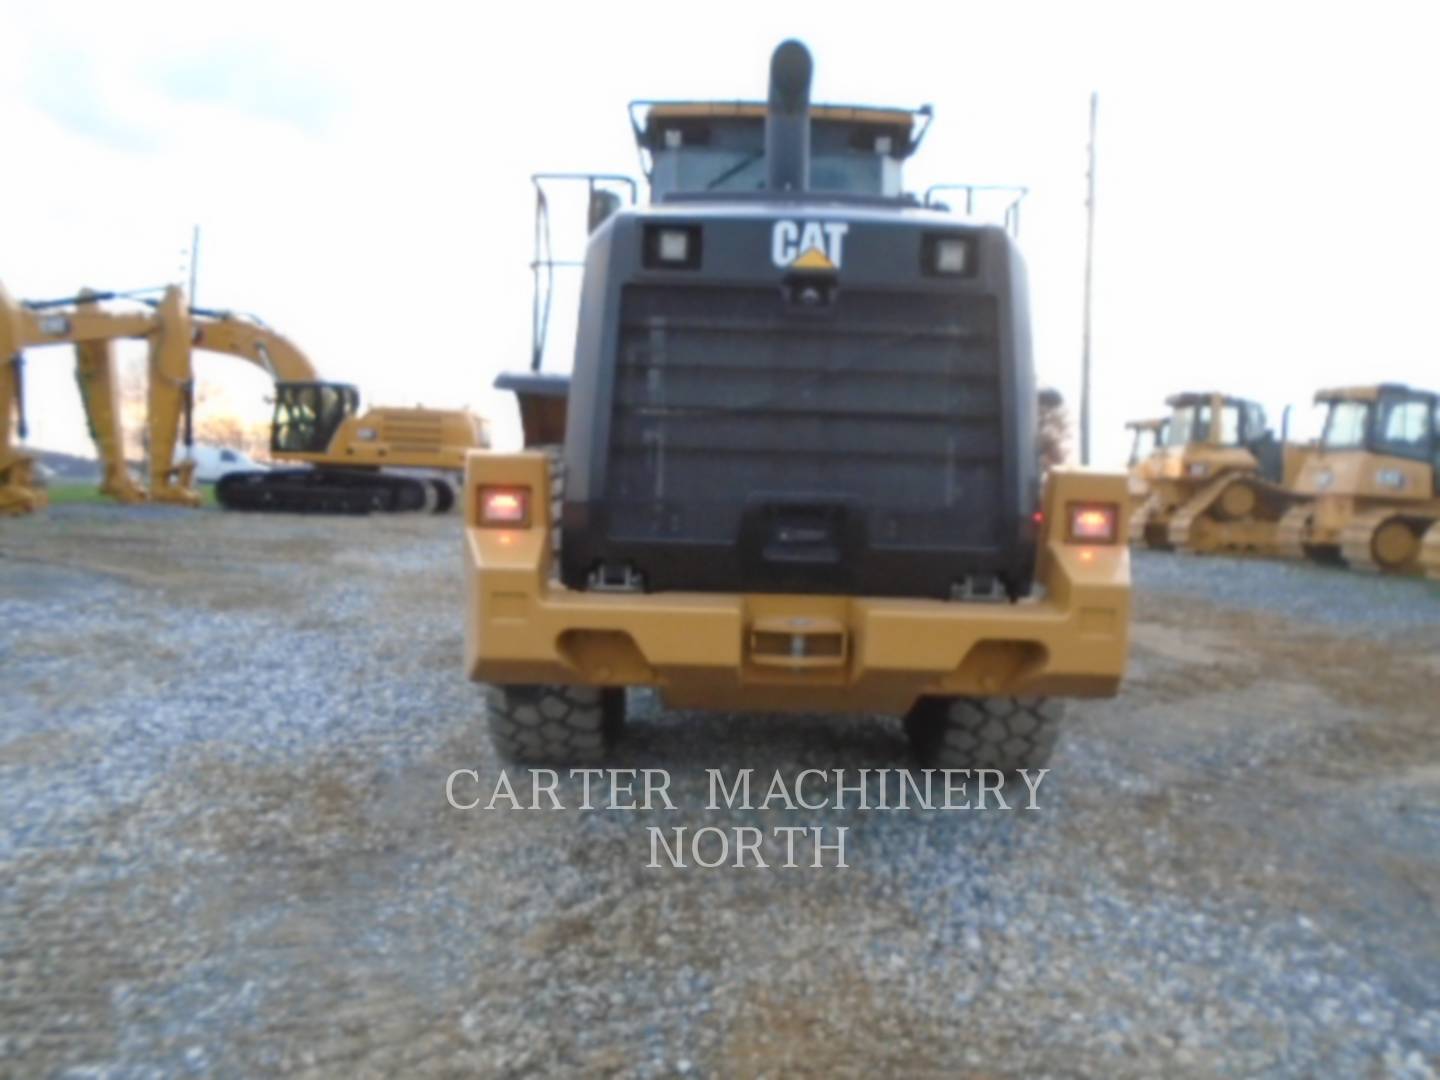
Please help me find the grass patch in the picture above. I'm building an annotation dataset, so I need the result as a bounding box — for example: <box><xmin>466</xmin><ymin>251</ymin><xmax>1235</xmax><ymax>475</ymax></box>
<box><xmin>44</xmin><ymin>483</ymin><xmax>218</xmax><ymax>508</ymax></box>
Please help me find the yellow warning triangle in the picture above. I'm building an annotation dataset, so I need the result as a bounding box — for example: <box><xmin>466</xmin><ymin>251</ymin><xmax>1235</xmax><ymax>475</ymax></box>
<box><xmin>791</xmin><ymin>247</ymin><xmax>835</xmax><ymax>271</ymax></box>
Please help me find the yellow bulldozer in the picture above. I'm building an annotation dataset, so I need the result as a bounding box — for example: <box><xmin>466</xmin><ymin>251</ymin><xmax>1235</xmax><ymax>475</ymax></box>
<box><xmin>1129</xmin><ymin>391</ymin><xmax>1311</xmax><ymax>554</ymax></box>
<box><xmin>463</xmin><ymin>41</ymin><xmax>1131</xmax><ymax>772</ymax></box>
<box><xmin>1276</xmin><ymin>383</ymin><xmax>1440</xmax><ymax>576</ymax></box>
<box><xmin>1125</xmin><ymin>416</ymin><xmax>1168</xmax><ymax>503</ymax></box>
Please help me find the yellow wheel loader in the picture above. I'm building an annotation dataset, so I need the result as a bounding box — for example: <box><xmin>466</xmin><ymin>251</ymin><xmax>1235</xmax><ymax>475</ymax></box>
<box><xmin>464</xmin><ymin>41</ymin><xmax>1131</xmax><ymax>772</ymax></box>
<box><xmin>1276</xmin><ymin>384</ymin><xmax>1440</xmax><ymax>575</ymax></box>
<box><xmin>1</xmin><ymin>281</ymin><xmax>190</xmax><ymax>513</ymax></box>
<box><xmin>1129</xmin><ymin>391</ymin><xmax>1309</xmax><ymax>554</ymax></box>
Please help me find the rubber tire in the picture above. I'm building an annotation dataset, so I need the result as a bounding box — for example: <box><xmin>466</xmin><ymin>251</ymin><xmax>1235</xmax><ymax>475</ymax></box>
<box><xmin>904</xmin><ymin>696</ymin><xmax>1065</xmax><ymax>773</ymax></box>
<box><xmin>485</xmin><ymin>684</ymin><xmax>624</xmax><ymax>764</ymax></box>
<box><xmin>430</xmin><ymin>479</ymin><xmax>455</xmax><ymax>514</ymax></box>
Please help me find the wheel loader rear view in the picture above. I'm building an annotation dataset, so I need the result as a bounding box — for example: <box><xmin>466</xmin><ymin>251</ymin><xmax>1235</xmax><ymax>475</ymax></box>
<box><xmin>464</xmin><ymin>41</ymin><xmax>1131</xmax><ymax>770</ymax></box>
<box><xmin>1277</xmin><ymin>383</ymin><xmax>1440</xmax><ymax>576</ymax></box>
<box><xmin>1129</xmin><ymin>391</ymin><xmax>1310</xmax><ymax>554</ymax></box>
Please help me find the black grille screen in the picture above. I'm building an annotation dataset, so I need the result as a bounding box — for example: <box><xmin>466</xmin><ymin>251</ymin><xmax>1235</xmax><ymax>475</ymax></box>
<box><xmin>603</xmin><ymin>284</ymin><xmax>1004</xmax><ymax>552</ymax></box>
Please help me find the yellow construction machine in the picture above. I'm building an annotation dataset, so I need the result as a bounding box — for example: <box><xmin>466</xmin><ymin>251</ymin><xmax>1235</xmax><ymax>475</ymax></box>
<box><xmin>1</xmin><ymin>282</ymin><xmax>196</xmax><ymax>514</ymax></box>
<box><xmin>1129</xmin><ymin>391</ymin><xmax>1310</xmax><ymax>554</ymax></box>
<box><xmin>1276</xmin><ymin>384</ymin><xmax>1440</xmax><ymax>575</ymax></box>
<box><xmin>1125</xmin><ymin>416</ymin><xmax>1168</xmax><ymax>502</ymax></box>
<box><xmin>3</xmin><ymin>278</ymin><xmax>487</xmax><ymax>516</ymax></box>
<box><xmin>187</xmin><ymin>309</ymin><xmax>488</xmax><ymax>513</ymax></box>
<box><xmin>464</xmin><ymin>41</ymin><xmax>1131</xmax><ymax>771</ymax></box>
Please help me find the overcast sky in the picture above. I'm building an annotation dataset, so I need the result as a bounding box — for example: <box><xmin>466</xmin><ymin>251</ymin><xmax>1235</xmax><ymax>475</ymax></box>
<box><xmin>3</xmin><ymin>0</ymin><xmax>1437</xmax><ymax>465</ymax></box>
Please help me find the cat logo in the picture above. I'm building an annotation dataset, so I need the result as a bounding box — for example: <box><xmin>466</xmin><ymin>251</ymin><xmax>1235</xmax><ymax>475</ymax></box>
<box><xmin>771</xmin><ymin>220</ymin><xmax>849</xmax><ymax>271</ymax></box>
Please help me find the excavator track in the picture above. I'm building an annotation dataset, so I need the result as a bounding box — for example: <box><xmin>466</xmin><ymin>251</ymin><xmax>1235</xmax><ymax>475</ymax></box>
<box><xmin>1167</xmin><ymin>474</ymin><xmax>1299</xmax><ymax>555</ymax></box>
<box><xmin>1338</xmin><ymin>508</ymin><xmax>1434</xmax><ymax>574</ymax></box>
<box><xmin>216</xmin><ymin>468</ymin><xmax>442</xmax><ymax>515</ymax></box>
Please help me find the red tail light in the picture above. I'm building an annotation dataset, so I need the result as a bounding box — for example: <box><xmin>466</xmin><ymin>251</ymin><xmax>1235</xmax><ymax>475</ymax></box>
<box><xmin>478</xmin><ymin>486</ymin><xmax>530</xmax><ymax>528</ymax></box>
<box><xmin>1066</xmin><ymin>502</ymin><xmax>1118</xmax><ymax>544</ymax></box>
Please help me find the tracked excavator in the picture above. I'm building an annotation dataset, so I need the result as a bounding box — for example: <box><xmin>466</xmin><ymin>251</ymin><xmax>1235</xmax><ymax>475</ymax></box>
<box><xmin>186</xmin><ymin>310</ymin><xmax>487</xmax><ymax>513</ymax></box>
<box><xmin>1275</xmin><ymin>384</ymin><xmax>1440</xmax><ymax>576</ymax></box>
<box><xmin>4</xmin><ymin>281</ymin><xmax>487</xmax><ymax>515</ymax></box>
<box><xmin>1129</xmin><ymin>392</ymin><xmax>1310</xmax><ymax>554</ymax></box>
<box><xmin>0</xmin><ymin>282</ymin><xmax>195</xmax><ymax>514</ymax></box>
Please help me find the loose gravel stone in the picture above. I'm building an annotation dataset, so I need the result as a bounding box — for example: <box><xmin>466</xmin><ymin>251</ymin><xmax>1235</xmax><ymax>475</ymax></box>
<box><xmin>0</xmin><ymin>508</ymin><xmax>1437</xmax><ymax>1076</ymax></box>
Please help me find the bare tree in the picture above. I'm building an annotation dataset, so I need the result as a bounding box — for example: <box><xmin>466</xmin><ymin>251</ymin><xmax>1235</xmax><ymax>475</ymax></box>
<box><xmin>1038</xmin><ymin>387</ymin><xmax>1073</xmax><ymax>471</ymax></box>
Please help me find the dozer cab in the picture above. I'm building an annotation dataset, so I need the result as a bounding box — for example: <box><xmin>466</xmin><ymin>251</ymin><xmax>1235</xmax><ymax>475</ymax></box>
<box><xmin>1276</xmin><ymin>384</ymin><xmax>1440</xmax><ymax>576</ymax></box>
<box><xmin>465</xmin><ymin>41</ymin><xmax>1131</xmax><ymax>771</ymax></box>
<box><xmin>1129</xmin><ymin>391</ymin><xmax>1310</xmax><ymax>554</ymax></box>
<box><xmin>1125</xmin><ymin>416</ymin><xmax>1169</xmax><ymax>502</ymax></box>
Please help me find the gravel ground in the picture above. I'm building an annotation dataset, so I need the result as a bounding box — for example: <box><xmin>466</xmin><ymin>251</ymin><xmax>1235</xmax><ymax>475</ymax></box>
<box><xmin>2</xmin><ymin>506</ymin><xmax>1438</xmax><ymax>1077</ymax></box>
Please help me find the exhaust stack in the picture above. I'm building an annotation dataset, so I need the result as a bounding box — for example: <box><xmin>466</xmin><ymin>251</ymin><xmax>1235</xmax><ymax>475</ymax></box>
<box><xmin>765</xmin><ymin>40</ymin><xmax>813</xmax><ymax>192</ymax></box>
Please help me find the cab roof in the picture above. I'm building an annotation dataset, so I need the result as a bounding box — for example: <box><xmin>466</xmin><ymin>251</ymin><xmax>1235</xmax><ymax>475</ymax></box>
<box><xmin>1314</xmin><ymin>383</ymin><xmax>1437</xmax><ymax>404</ymax></box>
<box><xmin>634</xmin><ymin>100</ymin><xmax>928</xmax><ymax>158</ymax></box>
<box><xmin>1164</xmin><ymin>392</ymin><xmax>1259</xmax><ymax>409</ymax></box>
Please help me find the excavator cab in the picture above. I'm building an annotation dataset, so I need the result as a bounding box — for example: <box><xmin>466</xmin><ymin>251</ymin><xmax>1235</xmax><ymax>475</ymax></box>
<box><xmin>271</xmin><ymin>382</ymin><xmax>359</xmax><ymax>455</ymax></box>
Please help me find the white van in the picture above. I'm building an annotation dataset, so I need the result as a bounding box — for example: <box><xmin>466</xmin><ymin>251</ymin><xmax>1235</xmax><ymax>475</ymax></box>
<box><xmin>177</xmin><ymin>445</ymin><xmax>269</xmax><ymax>484</ymax></box>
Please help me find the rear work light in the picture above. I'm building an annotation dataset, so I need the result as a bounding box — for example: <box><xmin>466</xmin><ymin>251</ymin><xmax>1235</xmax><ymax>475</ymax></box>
<box><xmin>922</xmin><ymin>233</ymin><xmax>975</xmax><ymax>277</ymax></box>
<box><xmin>478</xmin><ymin>486</ymin><xmax>531</xmax><ymax>528</ymax></box>
<box><xmin>1066</xmin><ymin>502</ymin><xmax>1119</xmax><ymax>544</ymax></box>
<box><xmin>643</xmin><ymin>224</ymin><xmax>702</xmax><ymax>270</ymax></box>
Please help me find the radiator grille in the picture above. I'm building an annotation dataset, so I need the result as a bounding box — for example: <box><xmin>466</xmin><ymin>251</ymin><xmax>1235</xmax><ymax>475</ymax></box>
<box><xmin>604</xmin><ymin>285</ymin><xmax>1005</xmax><ymax>550</ymax></box>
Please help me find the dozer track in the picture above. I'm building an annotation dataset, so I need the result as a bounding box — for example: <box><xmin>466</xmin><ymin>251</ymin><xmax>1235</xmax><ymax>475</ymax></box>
<box><xmin>1274</xmin><ymin>504</ymin><xmax>1313</xmax><ymax>561</ymax></box>
<box><xmin>1421</xmin><ymin>520</ymin><xmax>1440</xmax><ymax>581</ymax></box>
<box><xmin>1129</xmin><ymin>495</ymin><xmax>1172</xmax><ymax>550</ymax></box>
<box><xmin>1338</xmin><ymin>507</ymin><xmax>1435</xmax><ymax>574</ymax></box>
<box><xmin>216</xmin><ymin>468</ymin><xmax>451</xmax><ymax>515</ymax></box>
<box><xmin>1167</xmin><ymin>473</ymin><xmax>1299</xmax><ymax>555</ymax></box>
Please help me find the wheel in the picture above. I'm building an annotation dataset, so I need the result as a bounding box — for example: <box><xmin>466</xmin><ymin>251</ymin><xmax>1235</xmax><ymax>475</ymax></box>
<box><xmin>544</xmin><ymin>446</ymin><xmax>564</xmax><ymax>570</ymax></box>
<box><xmin>1371</xmin><ymin>518</ymin><xmax>1421</xmax><ymax>572</ymax></box>
<box><xmin>430</xmin><ymin>479</ymin><xmax>455</xmax><ymax>514</ymax></box>
<box><xmin>484</xmin><ymin>684</ymin><xmax>625</xmax><ymax>764</ymax></box>
<box><xmin>1214</xmin><ymin>481</ymin><xmax>1257</xmax><ymax>521</ymax></box>
<box><xmin>904</xmin><ymin>696</ymin><xmax>1065</xmax><ymax>773</ymax></box>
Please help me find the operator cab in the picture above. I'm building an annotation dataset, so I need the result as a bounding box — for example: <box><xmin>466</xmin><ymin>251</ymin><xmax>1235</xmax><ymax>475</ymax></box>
<box><xmin>1164</xmin><ymin>393</ymin><xmax>1269</xmax><ymax>448</ymax></box>
<box><xmin>1126</xmin><ymin>418</ymin><xmax>1169</xmax><ymax>467</ymax></box>
<box><xmin>1317</xmin><ymin>384</ymin><xmax>1440</xmax><ymax>488</ymax></box>
<box><xmin>633</xmin><ymin>101</ymin><xmax>928</xmax><ymax>200</ymax></box>
<box><xmin>271</xmin><ymin>381</ymin><xmax>359</xmax><ymax>455</ymax></box>
<box><xmin>1165</xmin><ymin>392</ymin><xmax>1283</xmax><ymax>481</ymax></box>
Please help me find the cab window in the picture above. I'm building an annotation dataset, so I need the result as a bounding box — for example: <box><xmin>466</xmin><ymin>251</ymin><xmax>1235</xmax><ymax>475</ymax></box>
<box><xmin>1167</xmin><ymin>405</ymin><xmax>1207</xmax><ymax>446</ymax></box>
<box><xmin>1375</xmin><ymin>397</ymin><xmax>1431</xmax><ymax>460</ymax></box>
<box><xmin>1218</xmin><ymin>405</ymin><xmax>1242</xmax><ymax>445</ymax></box>
<box><xmin>1243</xmin><ymin>403</ymin><xmax>1268</xmax><ymax>443</ymax></box>
<box><xmin>1322</xmin><ymin>401</ymin><xmax>1369</xmax><ymax>449</ymax></box>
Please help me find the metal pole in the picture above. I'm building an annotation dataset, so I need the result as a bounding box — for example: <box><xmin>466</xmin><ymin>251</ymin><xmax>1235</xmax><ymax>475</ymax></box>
<box><xmin>188</xmin><ymin>225</ymin><xmax>201</xmax><ymax>305</ymax></box>
<box><xmin>1080</xmin><ymin>92</ymin><xmax>1098</xmax><ymax>466</ymax></box>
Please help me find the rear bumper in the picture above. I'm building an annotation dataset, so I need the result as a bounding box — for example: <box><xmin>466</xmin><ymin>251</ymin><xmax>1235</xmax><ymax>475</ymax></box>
<box><xmin>464</xmin><ymin>453</ymin><xmax>1131</xmax><ymax>715</ymax></box>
